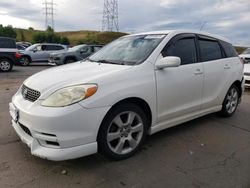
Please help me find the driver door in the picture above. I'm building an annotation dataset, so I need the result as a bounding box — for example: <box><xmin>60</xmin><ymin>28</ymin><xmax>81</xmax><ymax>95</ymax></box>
<box><xmin>155</xmin><ymin>34</ymin><xmax>204</xmax><ymax>124</ymax></box>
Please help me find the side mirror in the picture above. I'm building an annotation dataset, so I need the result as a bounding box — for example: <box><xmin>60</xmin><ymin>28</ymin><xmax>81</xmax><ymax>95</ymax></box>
<box><xmin>33</xmin><ymin>49</ymin><xmax>37</xmax><ymax>53</ymax></box>
<box><xmin>155</xmin><ymin>56</ymin><xmax>181</xmax><ymax>69</ymax></box>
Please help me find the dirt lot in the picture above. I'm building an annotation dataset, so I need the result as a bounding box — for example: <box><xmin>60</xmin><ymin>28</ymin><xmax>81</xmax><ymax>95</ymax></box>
<box><xmin>0</xmin><ymin>65</ymin><xmax>250</xmax><ymax>188</ymax></box>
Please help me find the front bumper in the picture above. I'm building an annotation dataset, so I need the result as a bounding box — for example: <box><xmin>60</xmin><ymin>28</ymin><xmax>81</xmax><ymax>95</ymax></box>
<box><xmin>10</xmin><ymin>94</ymin><xmax>110</xmax><ymax>161</ymax></box>
<box><xmin>48</xmin><ymin>57</ymin><xmax>63</xmax><ymax>66</ymax></box>
<box><xmin>11</xmin><ymin>119</ymin><xmax>97</xmax><ymax>161</ymax></box>
<box><xmin>244</xmin><ymin>75</ymin><xmax>250</xmax><ymax>87</ymax></box>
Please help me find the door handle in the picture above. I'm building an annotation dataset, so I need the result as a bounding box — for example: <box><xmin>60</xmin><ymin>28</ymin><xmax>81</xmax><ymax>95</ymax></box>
<box><xmin>224</xmin><ymin>64</ymin><xmax>231</xmax><ymax>69</ymax></box>
<box><xmin>194</xmin><ymin>69</ymin><xmax>203</xmax><ymax>75</ymax></box>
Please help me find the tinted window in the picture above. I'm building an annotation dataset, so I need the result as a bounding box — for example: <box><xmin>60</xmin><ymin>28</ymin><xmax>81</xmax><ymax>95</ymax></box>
<box><xmin>220</xmin><ymin>41</ymin><xmax>238</xmax><ymax>57</ymax></box>
<box><xmin>162</xmin><ymin>38</ymin><xmax>197</xmax><ymax>65</ymax></box>
<box><xmin>93</xmin><ymin>46</ymin><xmax>102</xmax><ymax>52</ymax></box>
<box><xmin>0</xmin><ymin>38</ymin><xmax>16</xmax><ymax>48</ymax></box>
<box><xmin>46</xmin><ymin>45</ymin><xmax>63</xmax><ymax>51</ymax></box>
<box><xmin>81</xmin><ymin>46</ymin><xmax>89</xmax><ymax>53</ymax></box>
<box><xmin>199</xmin><ymin>39</ymin><xmax>222</xmax><ymax>61</ymax></box>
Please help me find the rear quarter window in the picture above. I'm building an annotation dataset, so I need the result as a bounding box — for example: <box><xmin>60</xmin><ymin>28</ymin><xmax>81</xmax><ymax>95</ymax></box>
<box><xmin>0</xmin><ymin>38</ymin><xmax>16</xmax><ymax>48</ymax></box>
<box><xmin>220</xmin><ymin>41</ymin><xmax>238</xmax><ymax>57</ymax></box>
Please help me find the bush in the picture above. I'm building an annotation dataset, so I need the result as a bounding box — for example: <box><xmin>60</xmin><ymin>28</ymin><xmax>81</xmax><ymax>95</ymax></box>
<box><xmin>0</xmin><ymin>24</ymin><xmax>17</xmax><ymax>38</ymax></box>
<box><xmin>32</xmin><ymin>27</ymin><xmax>70</xmax><ymax>45</ymax></box>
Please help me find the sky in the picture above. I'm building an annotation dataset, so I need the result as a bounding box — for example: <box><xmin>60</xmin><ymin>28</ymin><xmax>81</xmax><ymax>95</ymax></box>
<box><xmin>0</xmin><ymin>0</ymin><xmax>249</xmax><ymax>46</ymax></box>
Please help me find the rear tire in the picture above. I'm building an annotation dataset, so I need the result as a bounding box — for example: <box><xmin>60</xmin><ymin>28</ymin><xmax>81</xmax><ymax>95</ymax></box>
<box><xmin>219</xmin><ymin>84</ymin><xmax>239</xmax><ymax>117</ymax></box>
<box><xmin>0</xmin><ymin>58</ymin><xmax>13</xmax><ymax>72</ymax></box>
<box><xmin>98</xmin><ymin>103</ymin><xmax>148</xmax><ymax>160</ymax></box>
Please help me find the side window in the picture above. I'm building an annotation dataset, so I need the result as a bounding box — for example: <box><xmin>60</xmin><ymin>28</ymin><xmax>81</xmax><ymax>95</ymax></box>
<box><xmin>93</xmin><ymin>46</ymin><xmax>101</xmax><ymax>52</ymax></box>
<box><xmin>46</xmin><ymin>45</ymin><xmax>59</xmax><ymax>51</ymax></box>
<box><xmin>81</xmin><ymin>46</ymin><xmax>89</xmax><ymax>53</ymax></box>
<box><xmin>199</xmin><ymin>39</ymin><xmax>222</xmax><ymax>62</ymax></box>
<box><xmin>0</xmin><ymin>38</ymin><xmax>15</xmax><ymax>48</ymax></box>
<box><xmin>35</xmin><ymin>45</ymin><xmax>42</xmax><ymax>51</ymax></box>
<box><xmin>55</xmin><ymin>45</ymin><xmax>64</xmax><ymax>50</ymax></box>
<box><xmin>220</xmin><ymin>41</ymin><xmax>238</xmax><ymax>57</ymax></box>
<box><xmin>162</xmin><ymin>38</ymin><xmax>197</xmax><ymax>65</ymax></box>
<box><xmin>41</xmin><ymin>45</ymin><xmax>46</xmax><ymax>51</ymax></box>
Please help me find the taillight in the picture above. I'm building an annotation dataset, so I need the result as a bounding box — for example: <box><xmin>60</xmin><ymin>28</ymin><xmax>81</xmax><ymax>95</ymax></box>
<box><xmin>15</xmin><ymin>52</ymin><xmax>22</xmax><ymax>59</ymax></box>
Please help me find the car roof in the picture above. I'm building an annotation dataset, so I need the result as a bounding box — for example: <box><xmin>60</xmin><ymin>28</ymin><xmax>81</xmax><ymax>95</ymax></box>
<box><xmin>128</xmin><ymin>29</ymin><xmax>231</xmax><ymax>43</ymax></box>
<box><xmin>0</xmin><ymin>37</ymin><xmax>15</xmax><ymax>41</ymax></box>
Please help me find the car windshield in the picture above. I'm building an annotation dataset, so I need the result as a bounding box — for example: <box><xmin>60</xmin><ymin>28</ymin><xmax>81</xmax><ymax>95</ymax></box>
<box><xmin>88</xmin><ymin>34</ymin><xmax>166</xmax><ymax>65</ymax></box>
<box><xmin>70</xmin><ymin>45</ymin><xmax>85</xmax><ymax>51</ymax></box>
<box><xmin>25</xmin><ymin>44</ymin><xmax>38</xmax><ymax>51</ymax></box>
<box><xmin>242</xmin><ymin>48</ymin><xmax>250</xmax><ymax>54</ymax></box>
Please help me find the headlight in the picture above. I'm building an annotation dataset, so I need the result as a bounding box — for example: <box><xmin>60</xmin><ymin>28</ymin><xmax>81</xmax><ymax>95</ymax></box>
<box><xmin>41</xmin><ymin>84</ymin><xmax>97</xmax><ymax>107</ymax></box>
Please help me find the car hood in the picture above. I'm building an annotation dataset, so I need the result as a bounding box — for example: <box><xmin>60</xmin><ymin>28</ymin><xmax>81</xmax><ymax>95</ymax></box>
<box><xmin>239</xmin><ymin>54</ymin><xmax>250</xmax><ymax>58</ymax></box>
<box><xmin>244</xmin><ymin>64</ymin><xmax>250</xmax><ymax>73</ymax></box>
<box><xmin>24</xmin><ymin>61</ymin><xmax>132</xmax><ymax>98</ymax></box>
<box><xmin>50</xmin><ymin>49</ymin><xmax>75</xmax><ymax>57</ymax></box>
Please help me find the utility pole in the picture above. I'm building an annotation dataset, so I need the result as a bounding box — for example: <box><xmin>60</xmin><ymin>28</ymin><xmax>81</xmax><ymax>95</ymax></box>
<box><xmin>102</xmin><ymin>0</ymin><xmax>119</xmax><ymax>32</ymax></box>
<box><xmin>43</xmin><ymin>0</ymin><xmax>56</xmax><ymax>30</ymax></box>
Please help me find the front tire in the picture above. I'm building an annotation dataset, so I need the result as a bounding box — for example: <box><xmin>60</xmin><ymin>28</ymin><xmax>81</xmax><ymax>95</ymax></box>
<box><xmin>0</xmin><ymin>58</ymin><xmax>13</xmax><ymax>72</ymax></box>
<box><xmin>20</xmin><ymin>56</ymin><xmax>30</xmax><ymax>66</ymax></box>
<box><xmin>219</xmin><ymin>84</ymin><xmax>239</xmax><ymax>117</ymax></box>
<box><xmin>64</xmin><ymin>58</ymin><xmax>75</xmax><ymax>64</ymax></box>
<box><xmin>98</xmin><ymin>103</ymin><xmax>148</xmax><ymax>160</ymax></box>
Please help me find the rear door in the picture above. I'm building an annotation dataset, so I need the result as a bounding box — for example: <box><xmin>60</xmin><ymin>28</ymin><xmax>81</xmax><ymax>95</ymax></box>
<box><xmin>198</xmin><ymin>35</ymin><xmax>235</xmax><ymax>109</ymax></box>
<box><xmin>43</xmin><ymin>45</ymin><xmax>64</xmax><ymax>61</ymax></box>
<box><xmin>155</xmin><ymin>34</ymin><xmax>204</xmax><ymax>123</ymax></box>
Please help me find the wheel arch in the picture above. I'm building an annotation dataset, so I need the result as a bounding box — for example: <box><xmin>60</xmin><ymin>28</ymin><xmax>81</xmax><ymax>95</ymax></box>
<box><xmin>98</xmin><ymin>97</ymin><xmax>153</xmax><ymax>134</ymax></box>
<box><xmin>21</xmin><ymin>55</ymin><xmax>32</xmax><ymax>62</ymax></box>
<box><xmin>64</xmin><ymin>56</ymin><xmax>77</xmax><ymax>63</ymax></box>
<box><xmin>0</xmin><ymin>56</ymin><xmax>14</xmax><ymax>64</ymax></box>
<box><xmin>232</xmin><ymin>80</ymin><xmax>242</xmax><ymax>98</ymax></box>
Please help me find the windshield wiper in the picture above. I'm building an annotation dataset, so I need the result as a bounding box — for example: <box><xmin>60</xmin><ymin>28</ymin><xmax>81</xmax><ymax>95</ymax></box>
<box><xmin>96</xmin><ymin>59</ymin><xmax>122</xmax><ymax>65</ymax></box>
<box><xmin>85</xmin><ymin>58</ymin><xmax>128</xmax><ymax>65</ymax></box>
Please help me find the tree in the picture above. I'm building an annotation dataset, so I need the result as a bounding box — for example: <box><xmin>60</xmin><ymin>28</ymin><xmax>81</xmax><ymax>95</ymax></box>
<box><xmin>20</xmin><ymin>30</ymin><xmax>26</xmax><ymax>41</ymax></box>
<box><xmin>61</xmin><ymin>37</ymin><xmax>70</xmax><ymax>45</ymax></box>
<box><xmin>32</xmin><ymin>28</ymin><xmax>70</xmax><ymax>45</ymax></box>
<box><xmin>0</xmin><ymin>25</ymin><xmax>17</xmax><ymax>38</ymax></box>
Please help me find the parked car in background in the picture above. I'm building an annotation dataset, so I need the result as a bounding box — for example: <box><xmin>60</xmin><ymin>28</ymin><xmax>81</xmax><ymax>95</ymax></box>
<box><xmin>239</xmin><ymin>48</ymin><xmax>250</xmax><ymax>64</ymax></box>
<box><xmin>16</xmin><ymin>43</ymin><xmax>26</xmax><ymax>51</ymax></box>
<box><xmin>9</xmin><ymin>30</ymin><xmax>244</xmax><ymax>161</ymax></box>
<box><xmin>0</xmin><ymin>37</ymin><xmax>20</xmax><ymax>72</ymax></box>
<box><xmin>239</xmin><ymin>48</ymin><xmax>250</xmax><ymax>87</ymax></box>
<box><xmin>18</xmin><ymin>43</ymin><xmax>67</xmax><ymax>66</ymax></box>
<box><xmin>243</xmin><ymin>60</ymin><xmax>250</xmax><ymax>87</ymax></box>
<box><xmin>49</xmin><ymin>44</ymin><xmax>103</xmax><ymax>65</ymax></box>
<box><xmin>16</xmin><ymin>42</ymin><xmax>32</xmax><ymax>48</ymax></box>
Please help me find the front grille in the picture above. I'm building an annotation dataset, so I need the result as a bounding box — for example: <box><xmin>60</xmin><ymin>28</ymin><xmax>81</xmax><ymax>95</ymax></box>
<box><xmin>21</xmin><ymin>85</ymin><xmax>41</xmax><ymax>102</ymax></box>
<box><xmin>19</xmin><ymin>123</ymin><xmax>32</xmax><ymax>136</ymax></box>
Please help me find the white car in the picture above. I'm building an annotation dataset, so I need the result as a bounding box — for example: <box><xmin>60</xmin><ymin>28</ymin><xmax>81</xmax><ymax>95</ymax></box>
<box><xmin>9</xmin><ymin>30</ymin><xmax>244</xmax><ymax>161</ymax></box>
<box><xmin>239</xmin><ymin>48</ymin><xmax>250</xmax><ymax>87</ymax></box>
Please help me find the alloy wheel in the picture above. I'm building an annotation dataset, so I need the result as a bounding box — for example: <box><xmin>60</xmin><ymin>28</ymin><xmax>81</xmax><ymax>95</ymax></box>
<box><xmin>0</xmin><ymin>60</ymin><xmax>11</xmax><ymax>71</ymax></box>
<box><xmin>107</xmin><ymin>111</ymin><xmax>144</xmax><ymax>155</ymax></box>
<box><xmin>225</xmin><ymin>87</ymin><xmax>239</xmax><ymax>114</ymax></box>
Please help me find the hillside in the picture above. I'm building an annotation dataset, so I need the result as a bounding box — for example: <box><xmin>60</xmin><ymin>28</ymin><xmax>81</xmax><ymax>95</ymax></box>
<box><xmin>14</xmin><ymin>28</ymin><xmax>247</xmax><ymax>53</ymax></box>
<box><xmin>15</xmin><ymin>28</ymin><xmax>127</xmax><ymax>45</ymax></box>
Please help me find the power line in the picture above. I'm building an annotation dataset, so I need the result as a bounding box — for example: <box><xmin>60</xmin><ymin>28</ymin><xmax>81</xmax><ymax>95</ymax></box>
<box><xmin>43</xmin><ymin>0</ymin><xmax>56</xmax><ymax>30</ymax></box>
<box><xmin>102</xmin><ymin>0</ymin><xmax>119</xmax><ymax>32</ymax></box>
